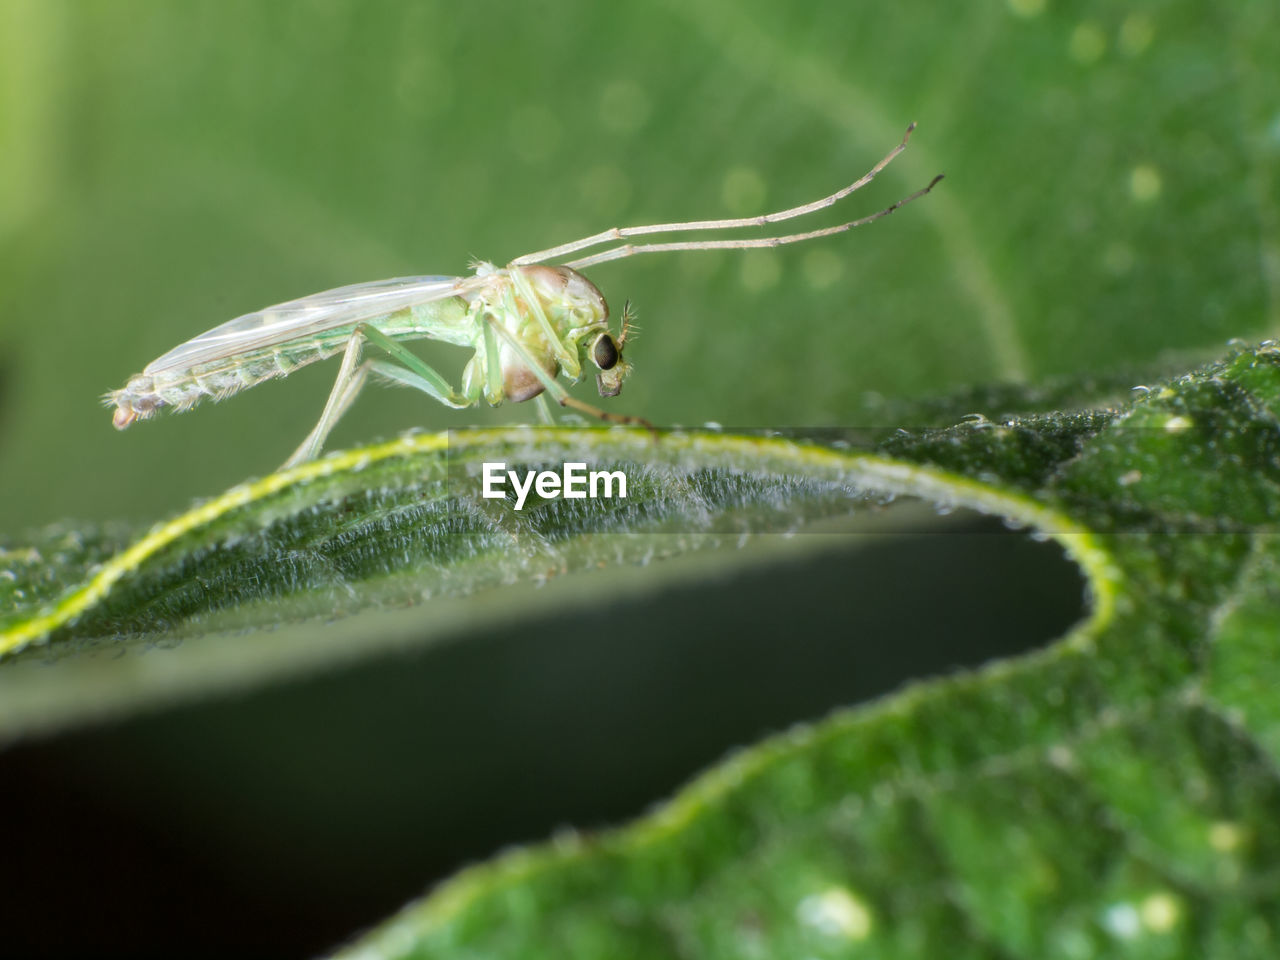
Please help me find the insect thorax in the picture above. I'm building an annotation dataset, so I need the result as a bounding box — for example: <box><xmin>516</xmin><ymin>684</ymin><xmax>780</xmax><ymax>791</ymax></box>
<box><xmin>461</xmin><ymin>265</ymin><xmax>613</xmax><ymax>405</ymax></box>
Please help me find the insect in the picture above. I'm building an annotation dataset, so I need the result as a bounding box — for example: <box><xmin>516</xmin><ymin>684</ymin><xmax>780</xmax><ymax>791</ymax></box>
<box><xmin>107</xmin><ymin>123</ymin><xmax>942</xmax><ymax>469</ymax></box>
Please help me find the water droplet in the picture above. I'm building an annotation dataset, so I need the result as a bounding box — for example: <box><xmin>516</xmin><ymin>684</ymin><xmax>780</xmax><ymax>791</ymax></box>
<box><xmin>1129</xmin><ymin>164</ymin><xmax>1162</xmax><ymax>203</ymax></box>
<box><xmin>1140</xmin><ymin>892</ymin><xmax>1180</xmax><ymax>932</ymax></box>
<box><xmin>1006</xmin><ymin>0</ymin><xmax>1045</xmax><ymax>17</ymax></box>
<box><xmin>1104</xmin><ymin>903</ymin><xmax>1142</xmax><ymax>939</ymax></box>
<box><xmin>1103</xmin><ymin>242</ymin><xmax>1134</xmax><ymax>275</ymax></box>
<box><xmin>598</xmin><ymin>81</ymin><xmax>652</xmax><ymax>136</ymax></box>
<box><xmin>796</xmin><ymin>887</ymin><xmax>873</xmax><ymax>940</ymax></box>
<box><xmin>1118</xmin><ymin>13</ymin><xmax>1155</xmax><ymax>56</ymax></box>
<box><xmin>1069</xmin><ymin>21</ymin><xmax>1107</xmax><ymax>63</ymax></box>
<box><xmin>802</xmin><ymin>247</ymin><xmax>844</xmax><ymax>289</ymax></box>
<box><xmin>1208</xmin><ymin>820</ymin><xmax>1246</xmax><ymax>853</ymax></box>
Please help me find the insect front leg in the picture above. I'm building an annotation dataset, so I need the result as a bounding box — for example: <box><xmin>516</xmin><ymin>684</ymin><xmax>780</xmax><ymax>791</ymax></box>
<box><xmin>507</xmin><ymin>269</ymin><xmax>579</xmax><ymax>377</ymax></box>
<box><xmin>484</xmin><ymin>316</ymin><xmax>656</xmax><ymax>435</ymax></box>
<box><xmin>481</xmin><ymin>316</ymin><xmax>504</xmax><ymax>405</ymax></box>
<box><xmin>533</xmin><ymin>394</ymin><xmax>556</xmax><ymax>425</ymax></box>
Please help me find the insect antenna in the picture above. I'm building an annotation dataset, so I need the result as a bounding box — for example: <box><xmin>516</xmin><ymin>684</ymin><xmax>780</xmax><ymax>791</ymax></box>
<box><xmin>562</xmin><ymin>173</ymin><xmax>942</xmax><ymax>270</ymax></box>
<box><xmin>510</xmin><ymin>122</ymin><xmax>933</xmax><ymax>267</ymax></box>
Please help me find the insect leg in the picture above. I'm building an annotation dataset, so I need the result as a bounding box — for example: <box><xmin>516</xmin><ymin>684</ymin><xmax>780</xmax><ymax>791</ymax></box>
<box><xmin>364</xmin><ymin>360</ymin><xmax>472</xmax><ymax>409</ymax></box>
<box><xmin>485</xmin><ymin>316</ymin><xmax>656</xmax><ymax>435</ymax></box>
<box><xmin>281</xmin><ymin>324</ymin><xmax>474</xmax><ymax>469</ymax></box>
<box><xmin>282</xmin><ymin>331</ymin><xmax>372</xmax><ymax>469</ymax></box>
<box><xmin>507</xmin><ymin>269</ymin><xmax>577</xmax><ymax>374</ymax></box>
<box><xmin>481</xmin><ymin>316</ymin><xmax>504</xmax><ymax>405</ymax></box>
<box><xmin>533</xmin><ymin>394</ymin><xmax>556</xmax><ymax>425</ymax></box>
<box><xmin>358</xmin><ymin>324</ymin><xmax>471</xmax><ymax>408</ymax></box>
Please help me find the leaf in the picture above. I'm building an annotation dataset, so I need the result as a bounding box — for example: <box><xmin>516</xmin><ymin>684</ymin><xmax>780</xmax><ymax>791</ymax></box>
<box><xmin>5</xmin><ymin>343</ymin><xmax>1279</xmax><ymax>954</ymax></box>
<box><xmin>316</xmin><ymin>343</ymin><xmax>1280</xmax><ymax>958</ymax></box>
<box><xmin>2</xmin><ymin>1</ymin><xmax>1279</xmax><ymax>956</ymax></box>
<box><xmin>0</xmin><ymin>422</ymin><xmax>1107</xmax><ymax>740</ymax></box>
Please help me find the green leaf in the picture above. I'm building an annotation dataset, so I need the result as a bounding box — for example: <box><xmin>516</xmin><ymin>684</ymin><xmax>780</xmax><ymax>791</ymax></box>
<box><xmin>314</xmin><ymin>343</ymin><xmax>1280</xmax><ymax>958</ymax></box>
<box><xmin>2</xmin><ymin>1</ymin><xmax>1279</xmax><ymax>955</ymax></box>
<box><xmin>0</xmin><ymin>423</ymin><xmax>1109</xmax><ymax>739</ymax></box>
<box><xmin>6</xmin><ymin>343</ymin><xmax>1280</xmax><ymax>956</ymax></box>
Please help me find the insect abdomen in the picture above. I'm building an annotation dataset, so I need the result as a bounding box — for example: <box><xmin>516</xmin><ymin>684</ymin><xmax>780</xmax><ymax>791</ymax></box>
<box><xmin>108</xmin><ymin>342</ymin><xmax>334</xmax><ymax>428</ymax></box>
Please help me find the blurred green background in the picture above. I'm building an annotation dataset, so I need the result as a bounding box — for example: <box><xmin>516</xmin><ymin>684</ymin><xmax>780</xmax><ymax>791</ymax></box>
<box><xmin>1</xmin><ymin>0</ymin><xmax>1277</xmax><ymax>957</ymax></box>
<box><xmin>2</xmin><ymin>0</ymin><xmax>1274</xmax><ymax>531</ymax></box>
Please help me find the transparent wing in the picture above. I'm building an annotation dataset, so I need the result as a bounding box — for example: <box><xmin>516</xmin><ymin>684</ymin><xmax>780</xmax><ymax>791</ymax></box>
<box><xmin>144</xmin><ymin>275</ymin><xmax>480</xmax><ymax>374</ymax></box>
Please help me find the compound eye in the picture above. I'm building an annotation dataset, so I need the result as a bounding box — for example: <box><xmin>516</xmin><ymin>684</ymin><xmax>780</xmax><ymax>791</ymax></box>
<box><xmin>593</xmin><ymin>333</ymin><xmax>620</xmax><ymax>370</ymax></box>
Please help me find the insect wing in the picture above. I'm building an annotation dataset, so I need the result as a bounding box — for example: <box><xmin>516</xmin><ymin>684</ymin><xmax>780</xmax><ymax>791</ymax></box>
<box><xmin>143</xmin><ymin>275</ymin><xmax>477</xmax><ymax>374</ymax></box>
